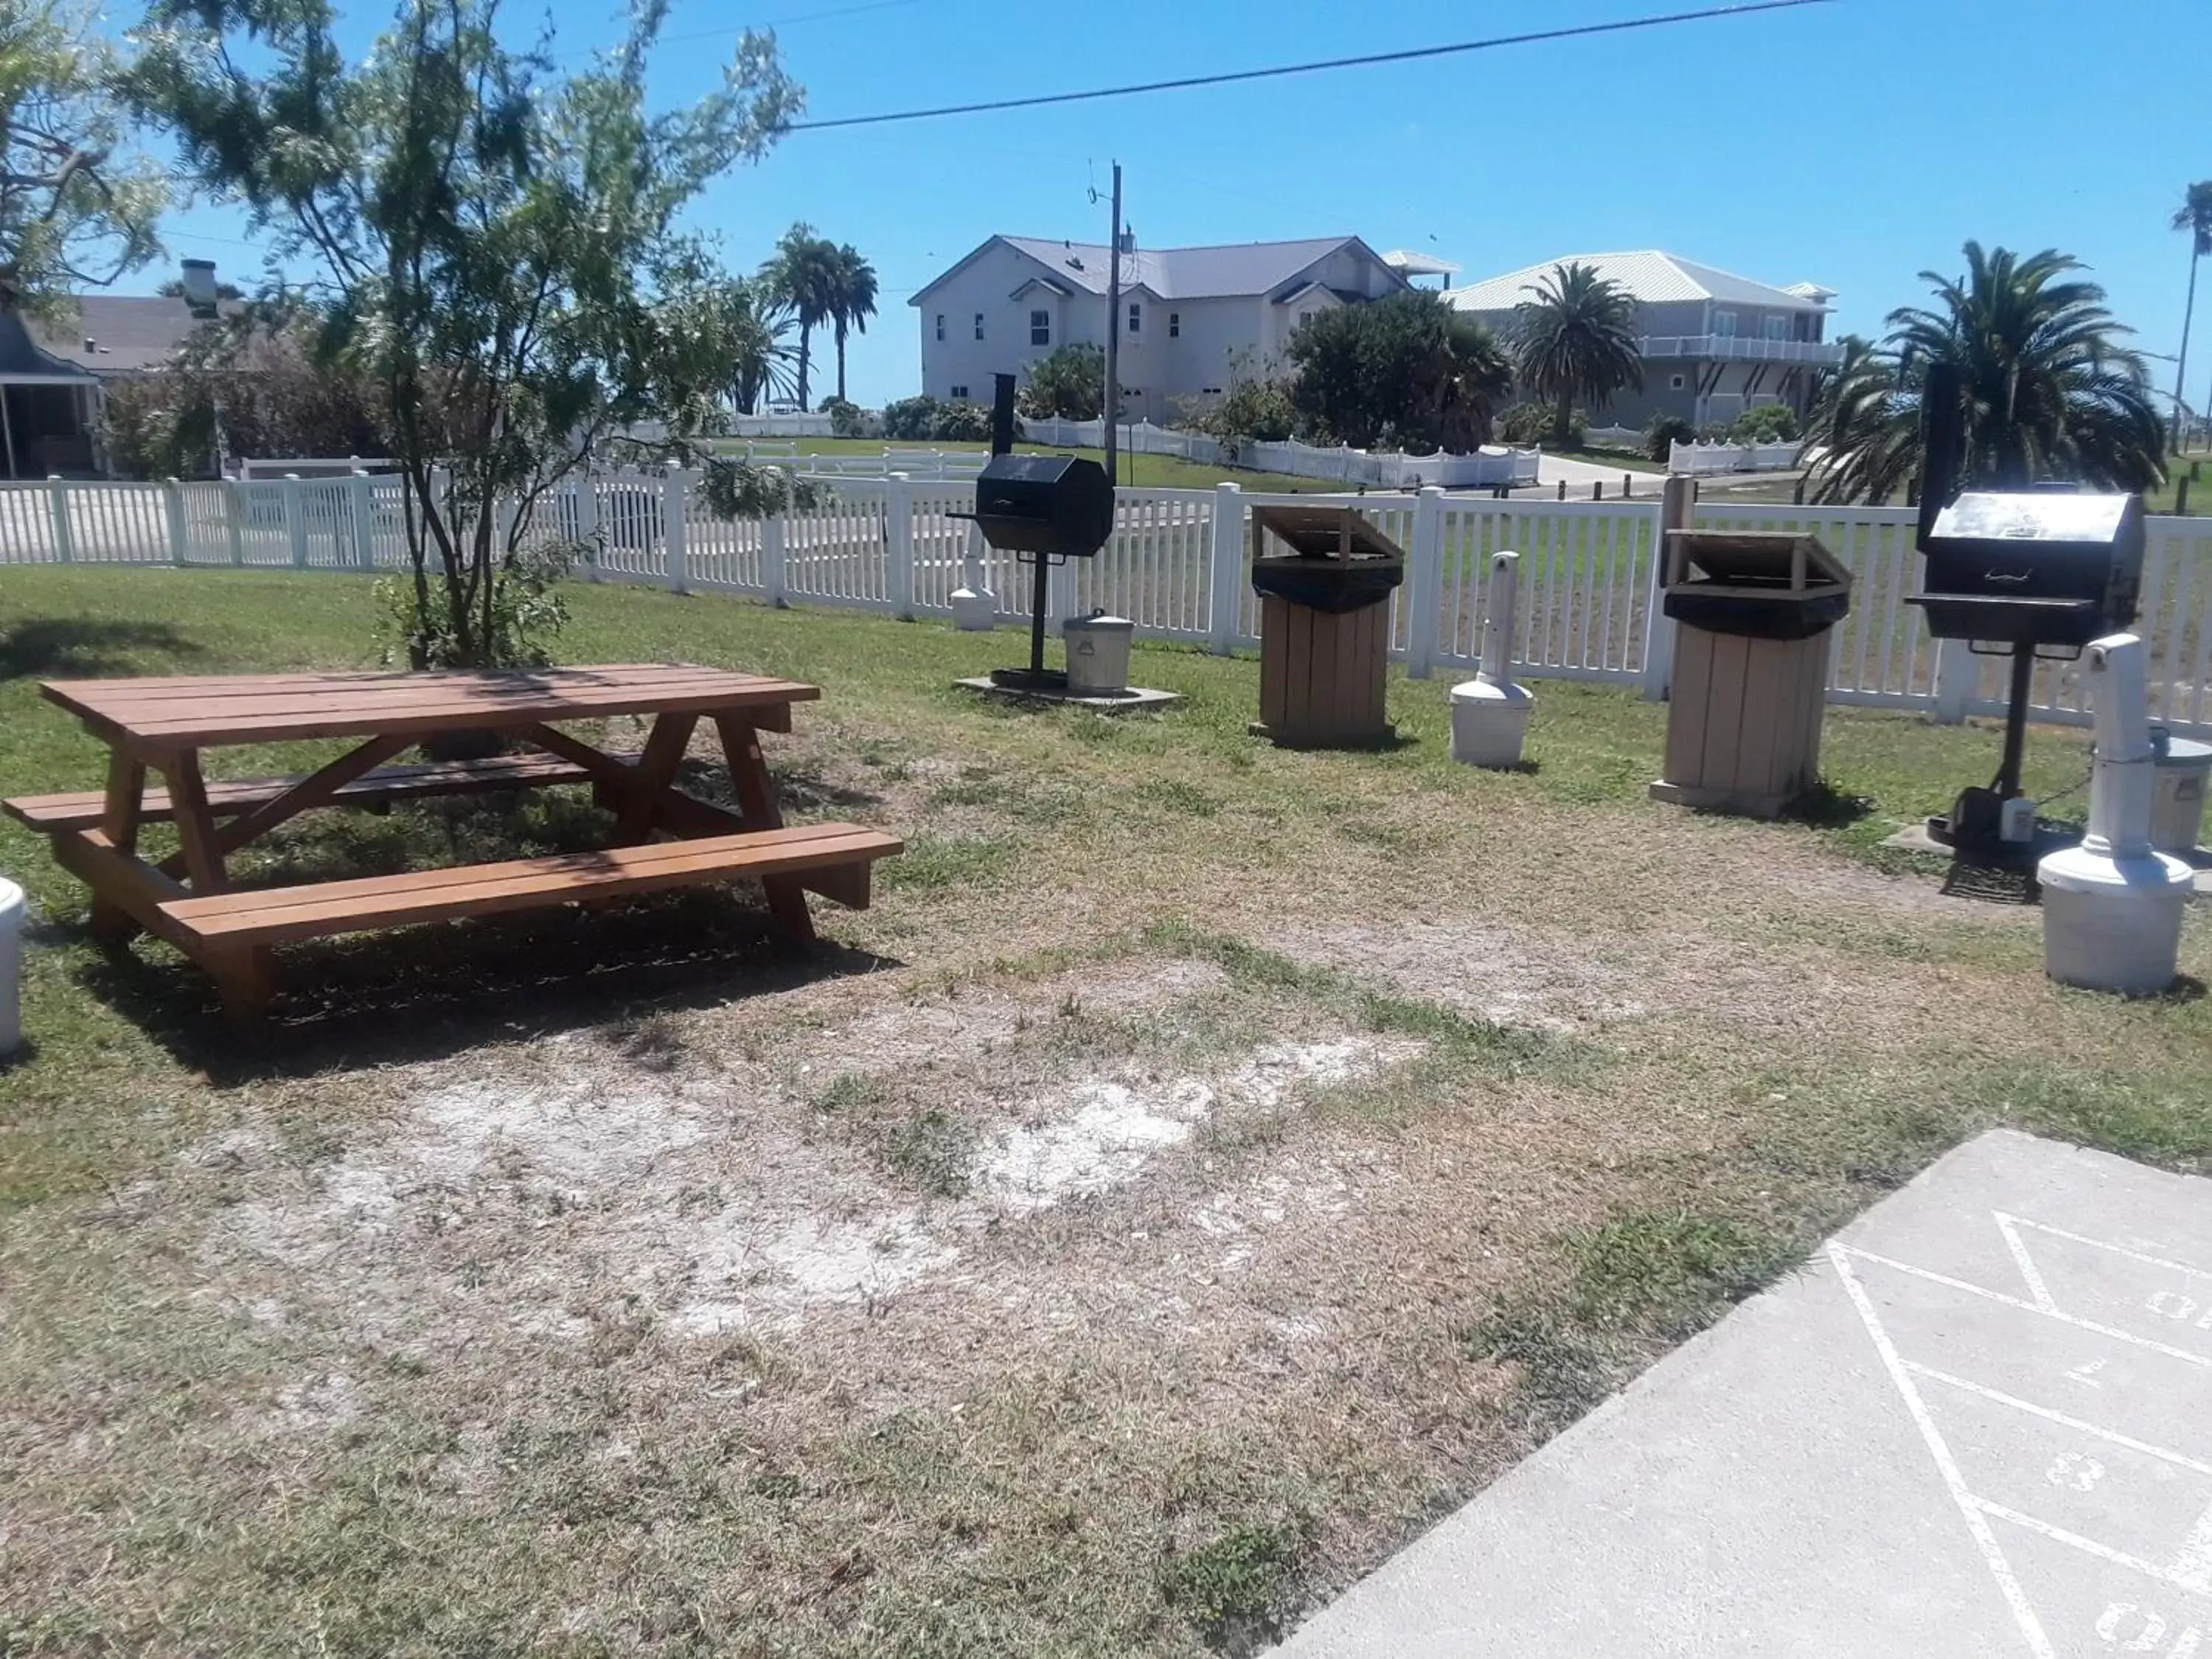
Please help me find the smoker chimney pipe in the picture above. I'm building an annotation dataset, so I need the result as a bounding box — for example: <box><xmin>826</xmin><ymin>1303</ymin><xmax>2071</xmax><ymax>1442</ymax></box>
<box><xmin>1916</xmin><ymin>359</ymin><xmax>1964</xmax><ymax>549</ymax></box>
<box><xmin>990</xmin><ymin>372</ymin><xmax>1016</xmax><ymax>458</ymax></box>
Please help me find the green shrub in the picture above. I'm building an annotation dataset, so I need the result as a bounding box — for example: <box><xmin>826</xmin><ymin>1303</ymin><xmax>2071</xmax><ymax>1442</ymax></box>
<box><xmin>1728</xmin><ymin>403</ymin><xmax>1801</xmax><ymax>444</ymax></box>
<box><xmin>1644</xmin><ymin>412</ymin><xmax>1697</xmax><ymax>462</ymax></box>
<box><xmin>822</xmin><ymin>397</ymin><xmax>866</xmax><ymax>438</ymax></box>
<box><xmin>1016</xmin><ymin>342</ymin><xmax>1105</xmax><ymax>420</ymax></box>
<box><xmin>880</xmin><ymin>395</ymin><xmax>939</xmax><ymax>441</ymax></box>
<box><xmin>932</xmin><ymin>401</ymin><xmax>993</xmax><ymax>442</ymax></box>
<box><xmin>1498</xmin><ymin>402</ymin><xmax>1583</xmax><ymax>448</ymax></box>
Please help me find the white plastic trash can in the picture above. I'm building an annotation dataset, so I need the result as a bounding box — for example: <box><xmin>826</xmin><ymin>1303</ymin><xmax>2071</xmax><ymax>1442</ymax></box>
<box><xmin>2150</xmin><ymin>732</ymin><xmax>2211</xmax><ymax>855</ymax></box>
<box><xmin>1062</xmin><ymin>612</ymin><xmax>1134</xmax><ymax>695</ymax></box>
<box><xmin>0</xmin><ymin>877</ymin><xmax>22</xmax><ymax>1057</ymax></box>
<box><xmin>2039</xmin><ymin>853</ymin><xmax>2194</xmax><ymax>994</ymax></box>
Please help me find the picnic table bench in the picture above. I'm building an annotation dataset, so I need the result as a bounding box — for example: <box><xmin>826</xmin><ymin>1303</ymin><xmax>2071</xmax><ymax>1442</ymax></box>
<box><xmin>4</xmin><ymin>664</ymin><xmax>902</xmax><ymax>1017</ymax></box>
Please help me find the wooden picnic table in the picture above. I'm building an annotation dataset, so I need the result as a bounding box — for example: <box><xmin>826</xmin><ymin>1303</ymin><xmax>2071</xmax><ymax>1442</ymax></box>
<box><xmin>4</xmin><ymin>664</ymin><xmax>902</xmax><ymax>1017</ymax></box>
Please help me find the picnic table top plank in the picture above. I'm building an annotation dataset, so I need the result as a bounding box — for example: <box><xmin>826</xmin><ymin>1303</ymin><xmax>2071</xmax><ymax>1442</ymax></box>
<box><xmin>41</xmin><ymin>665</ymin><xmax>821</xmax><ymax>749</ymax></box>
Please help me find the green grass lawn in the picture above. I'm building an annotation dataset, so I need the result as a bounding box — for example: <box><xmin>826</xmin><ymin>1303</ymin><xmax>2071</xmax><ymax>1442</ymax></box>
<box><xmin>715</xmin><ymin>433</ymin><xmax>1349</xmax><ymax>495</ymax></box>
<box><xmin>4</xmin><ymin>566</ymin><xmax>2208</xmax><ymax>1658</ymax></box>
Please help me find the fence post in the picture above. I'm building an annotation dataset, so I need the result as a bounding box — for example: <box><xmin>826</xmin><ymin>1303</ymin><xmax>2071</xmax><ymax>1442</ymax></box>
<box><xmin>574</xmin><ymin>474</ymin><xmax>601</xmax><ymax>582</ymax></box>
<box><xmin>1208</xmin><ymin>482</ymin><xmax>1245</xmax><ymax>655</ymax></box>
<box><xmin>1641</xmin><ymin>476</ymin><xmax>1694</xmax><ymax>700</ymax></box>
<box><xmin>47</xmin><ymin>477</ymin><xmax>73</xmax><ymax>564</ymax></box>
<box><xmin>762</xmin><ymin>505</ymin><xmax>788</xmax><ymax>607</ymax></box>
<box><xmin>224</xmin><ymin>480</ymin><xmax>245</xmax><ymax>566</ymax></box>
<box><xmin>1933</xmin><ymin>638</ymin><xmax>1977</xmax><ymax>724</ymax></box>
<box><xmin>1405</xmin><ymin>484</ymin><xmax>1445</xmax><ymax>681</ymax></box>
<box><xmin>886</xmin><ymin>470</ymin><xmax>916</xmax><ymax>619</ymax></box>
<box><xmin>161</xmin><ymin>478</ymin><xmax>187</xmax><ymax>566</ymax></box>
<box><xmin>664</xmin><ymin>467</ymin><xmax>690</xmax><ymax>594</ymax></box>
<box><xmin>282</xmin><ymin>474</ymin><xmax>308</xmax><ymax>568</ymax></box>
<box><xmin>349</xmin><ymin>470</ymin><xmax>376</xmax><ymax>571</ymax></box>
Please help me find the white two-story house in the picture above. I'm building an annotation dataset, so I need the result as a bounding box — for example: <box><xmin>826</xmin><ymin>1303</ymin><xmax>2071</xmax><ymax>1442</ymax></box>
<box><xmin>910</xmin><ymin>234</ymin><xmax>1410</xmax><ymax>424</ymax></box>
<box><xmin>1444</xmin><ymin>251</ymin><xmax>1843</xmax><ymax>430</ymax></box>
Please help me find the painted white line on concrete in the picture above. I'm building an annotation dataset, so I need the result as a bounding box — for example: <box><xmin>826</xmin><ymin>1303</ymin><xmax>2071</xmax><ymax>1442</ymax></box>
<box><xmin>2005</xmin><ymin>1217</ymin><xmax>2212</xmax><ymax>1284</ymax></box>
<box><xmin>1972</xmin><ymin>1498</ymin><xmax>2212</xmax><ymax>1601</ymax></box>
<box><xmin>1994</xmin><ymin>1211</ymin><xmax>2059</xmax><ymax>1312</ymax></box>
<box><xmin>2171</xmin><ymin>1500</ymin><xmax>2212</xmax><ymax>1595</ymax></box>
<box><xmin>1904</xmin><ymin>1363</ymin><xmax>2212</xmax><ymax>1478</ymax></box>
<box><xmin>1840</xmin><ymin>1245</ymin><xmax>2212</xmax><ymax>1370</ymax></box>
<box><xmin>1829</xmin><ymin>1242</ymin><xmax>2056</xmax><ymax>1658</ymax></box>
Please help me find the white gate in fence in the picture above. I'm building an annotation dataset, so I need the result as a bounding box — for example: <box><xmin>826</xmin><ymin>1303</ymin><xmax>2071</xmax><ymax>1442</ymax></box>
<box><xmin>5</xmin><ymin>475</ymin><xmax>2211</xmax><ymax>739</ymax></box>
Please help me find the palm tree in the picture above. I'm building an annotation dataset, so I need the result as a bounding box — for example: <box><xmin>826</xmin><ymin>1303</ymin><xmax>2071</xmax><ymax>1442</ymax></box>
<box><xmin>723</xmin><ymin>277</ymin><xmax>796</xmax><ymax>415</ymax></box>
<box><xmin>762</xmin><ymin>223</ymin><xmax>841</xmax><ymax>411</ymax></box>
<box><xmin>827</xmin><ymin>243</ymin><xmax>877</xmax><ymax>406</ymax></box>
<box><xmin>2174</xmin><ymin>181</ymin><xmax>2212</xmax><ymax>450</ymax></box>
<box><xmin>1807</xmin><ymin>242</ymin><xmax>2165</xmax><ymax>505</ymax></box>
<box><xmin>1511</xmin><ymin>261</ymin><xmax>1644</xmax><ymax>448</ymax></box>
<box><xmin>1430</xmin><ymin>313</ymin><xmax>1515</xmax><ymax>451</ymax></box>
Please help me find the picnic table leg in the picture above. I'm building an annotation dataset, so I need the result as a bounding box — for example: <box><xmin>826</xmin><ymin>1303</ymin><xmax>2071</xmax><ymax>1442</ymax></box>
<box><xmin>714</xmin><ymin>713</ymin><xmax>815</xmax><ymax>944</ymax></box>
<box><xmin>88</xmin><ymin>750</ymin><xmax>147</xmax><ymax>942</ymax></box>
<box><xmin>611</xmin><ymin>712</ymin><xmax>699</xmax><ymax>845</ymax></box>
<box><xmin>161</xmin><ymin>749</ymin><xmax>272</xmax><ymax>1018</ymax></box>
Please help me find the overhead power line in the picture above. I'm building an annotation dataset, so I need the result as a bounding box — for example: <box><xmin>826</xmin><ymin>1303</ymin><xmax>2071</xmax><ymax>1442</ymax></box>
<box><xmin>784</xmin><ymin>0</ymin><xmax>1833</xmax><ymax>133</ymax></box>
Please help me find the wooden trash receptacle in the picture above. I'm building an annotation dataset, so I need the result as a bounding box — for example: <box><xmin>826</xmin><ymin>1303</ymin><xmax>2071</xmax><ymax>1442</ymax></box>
<box><xmin>1650</xmin><ymin>529</ymin><xmax>1851</xmax><ymax>818</ymax></box>
<box><xmin>1248</xmin><ymin>504</ymin><xmax>1405</xmax><ymax>748</ymax></box>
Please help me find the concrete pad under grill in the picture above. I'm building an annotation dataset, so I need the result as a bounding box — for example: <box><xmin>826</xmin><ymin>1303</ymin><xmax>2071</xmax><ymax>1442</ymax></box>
<box><xmin>1270</xmin><ymin>1130</ymin><xmax>2212</xmax><ymax>1658</ymax></box>
<box><xmin>953</xmin><ymin>676</ymin><xmax>1182</xmax><ymax>712</ymax></box>
<box><xmin>1880</xmin><ymin>824</ymin><xmax>2212</xmax><ymax>894</ymax></box>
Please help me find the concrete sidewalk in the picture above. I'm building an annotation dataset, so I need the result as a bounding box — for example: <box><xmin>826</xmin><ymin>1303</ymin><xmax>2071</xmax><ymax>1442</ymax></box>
<box><xmin>1271</xmin><ymin>1130</ymin><xmax>2212</xmax><ymax>1658</ymax></box>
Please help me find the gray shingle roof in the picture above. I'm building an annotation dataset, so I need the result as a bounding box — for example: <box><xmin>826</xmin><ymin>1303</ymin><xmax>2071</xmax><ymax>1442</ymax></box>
<box><xmin>0</xmin><ymin>313</ymin><xmax>97</xmax><ymax>380</ymax></box>
<box><xmin>23</xmin><ymin>294</ymin><xmax>238</xmax><ymax>374</ymax></box>
<box><xmin>925</xmin><ymin>236</ymin><xmax>1402</xmax><ymax>303</ymax></box>
<box><xmin>1445</xmin><ymin>251</ymin><xmax>1832</xmax><ymax>314</ymax></box>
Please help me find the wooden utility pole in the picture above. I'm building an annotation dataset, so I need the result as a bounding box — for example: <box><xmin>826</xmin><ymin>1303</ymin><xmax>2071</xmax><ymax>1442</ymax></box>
<box><xmin>1103</xmin><ymin>161</ymin><xmax>1122</xmax><ymax>489</ymax></box>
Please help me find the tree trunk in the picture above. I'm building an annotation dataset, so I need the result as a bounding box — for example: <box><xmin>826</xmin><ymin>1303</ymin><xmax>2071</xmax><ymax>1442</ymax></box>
<box><xmin>1551</xmin><ymin>389</ymin><xmax>1573</xmax><ymax>450</ymax></box>
<box><xmin>2175</xmin><ymin>244</ymin><xmax>2199</xmax><ymax>452</ymax></box>
<box><xmin>796</xmin><ymin>328</ymin><xmax>811</xmax><ymax>413</ymax></box>
<box><xmin>835</xmin><ymin>323</ymin><xmax>849</xmax><ymax>404</ymax></box>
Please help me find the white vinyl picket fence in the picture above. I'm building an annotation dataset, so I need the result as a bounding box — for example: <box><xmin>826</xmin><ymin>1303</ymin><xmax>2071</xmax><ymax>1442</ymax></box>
<box><xmin>7</xmin><ymin>474</ymin><xmax>2212</xmax><ymax>739</ymax></box>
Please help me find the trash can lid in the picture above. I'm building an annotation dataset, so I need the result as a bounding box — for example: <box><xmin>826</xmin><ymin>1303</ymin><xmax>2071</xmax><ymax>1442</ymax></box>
<box><xmin>1062</xmin><ymin>612</ymin><xmax>1134</xmax><ymax>633</ymax></box>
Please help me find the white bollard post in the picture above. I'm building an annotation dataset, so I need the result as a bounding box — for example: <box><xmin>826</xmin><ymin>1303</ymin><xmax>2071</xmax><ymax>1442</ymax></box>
<box><xmin>2037</xmin><ymin>633</ymin><xmax>2197</xmax><ymax>993</ymax></box>
<box><xmin>950</xmin><ymin>522</ymin><xmax>996</xmax><ymax>630</ymax></box>
<box><xmin>1449</xmin><ymin>551</ymin><xmax>1535</xmax><ymax>768</ymax></box>
<box><xmin>0</xmin><ymin>877</ymin><xmax>22</xmax><ymax>1057</ymax></box>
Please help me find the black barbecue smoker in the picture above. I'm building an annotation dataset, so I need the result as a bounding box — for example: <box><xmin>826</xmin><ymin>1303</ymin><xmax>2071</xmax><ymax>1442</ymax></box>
<box><xmin>953</xmin><ymin>374</ymin><xmax>1116</xmax><ymax>692</ymax></box>
<box><xmin>1909</xmin><ymin>361</ymin><xmax>2147</xmax><ymax>859</ymax></box>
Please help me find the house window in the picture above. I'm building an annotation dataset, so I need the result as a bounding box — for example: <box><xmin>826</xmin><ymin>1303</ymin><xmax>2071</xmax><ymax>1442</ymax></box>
<box><xmin>1763</xmin><ymin>315</ymin><xmax>1789</xmax><ymax>341</ymax></box>
<box><xmin>934</xmin><ymin>313</ymin><xmax>945</xmax><ymax>342</ymax></box>
<box><xmin>1127</xmin><ymin>302</ymin><xmax>1141</xmax><ymax>335</ymax></box>
<box><xmin>1200</xmin><ymin>386</ymin><xmax>1222</xmax><ymax>396</ymax></box>
<box><xmin>950</xmin><ymin>385</ymin><xmax>969</xmax><ymax>400</ymax></box>
<box><xmin>1670</xmin><ymin>373</ymin><xmax>1686</xmax><ymax>389</ymax></box>
<box><xmin>974</xmin><ymin>313</ymin><xmax>985</xmax><ymax>341</ymax></box>
<box><xmin>1712</xmin><ymin>309</ymin><xmax>1738</xmax><ymax>338</ymax></box>
<box><xmin>1169</xmin><ymin>312</ymin><xmax>1180</xmax><ymax>338</ymax></box>
<box><xmin>1030</xmin><ymin>309</ymin><xmax>1051</xmax><ymax>347</ymax></box>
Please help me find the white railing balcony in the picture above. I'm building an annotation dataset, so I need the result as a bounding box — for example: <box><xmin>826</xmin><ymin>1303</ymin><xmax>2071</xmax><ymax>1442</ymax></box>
<box><xmin>1637</xmin><ymin>335</ymin><xmax>1846</xmax><ymax>365</ymax></box>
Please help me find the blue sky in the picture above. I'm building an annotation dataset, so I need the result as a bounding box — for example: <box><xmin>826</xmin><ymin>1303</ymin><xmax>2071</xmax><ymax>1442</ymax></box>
<box><xmin>147</xmin><ymin>0</ymin><xmax>2211</xmax><ymax>414</ymax></box>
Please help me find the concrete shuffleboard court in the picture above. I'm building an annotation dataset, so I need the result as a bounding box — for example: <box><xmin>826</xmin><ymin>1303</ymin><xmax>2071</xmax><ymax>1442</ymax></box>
<box><xmin>1272</xmin><ymin>1131</ymin><xmax>2212</xmax><ymax>1658</ymax></box>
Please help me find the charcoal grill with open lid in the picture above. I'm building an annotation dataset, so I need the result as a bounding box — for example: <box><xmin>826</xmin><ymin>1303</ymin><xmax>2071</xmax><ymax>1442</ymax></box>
<box><xmin>1912</xmin><ymin>490</ymin><xmax>2144</xmax><ymax>648</ymax></box>
<box><xmin>1248</xmin><ymin>504</ymin><xmax>1405</xmax><ymax>748</ymax></box>
<box><xmin>951</xmin><ymin>375</ymin><xmax>1116</xmax><ymax>692</ymax></box>
<box><xmin>1651</xmin><ymin>529</ymin><xmax>1852</xmax><ymax>818</ymax></box>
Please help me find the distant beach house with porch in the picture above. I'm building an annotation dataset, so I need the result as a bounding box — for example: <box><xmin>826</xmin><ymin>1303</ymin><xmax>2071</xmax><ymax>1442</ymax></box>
<box><xmin>1444</xmin><ymin>251</ymin><xmax>1842</xmax><ymax>431</ymax></box>
<box><xmin>0</xmin><ymin>264</ymin><xmax>236</xmax><ymax>478</ymax></box>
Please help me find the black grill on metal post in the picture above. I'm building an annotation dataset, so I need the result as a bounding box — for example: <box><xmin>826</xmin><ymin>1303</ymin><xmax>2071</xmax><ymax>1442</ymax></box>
<box><xmin>1907</xmin><ymin>366</ymin><xmax>2147</xmax><ymax>860</ymax></box>
<box><xmin>952</xmin><ymin>373</ymin><xmax>1116</xmax><ymax>691</ymax></box>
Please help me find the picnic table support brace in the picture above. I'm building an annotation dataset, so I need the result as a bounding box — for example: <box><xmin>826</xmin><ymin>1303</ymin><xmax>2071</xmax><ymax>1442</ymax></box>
<box><xmin>715</xmin><ymin>713</ymin><xmax>815</xmax><ymax>942</ymax></box>
<box><xmin>156</xmin><ymin>749</ymin><xmax>274</xmax><ymax>1017</ymax></box>
<box><xmin>88</xmin><ymin>751</ymin><xmax>147</xmax><ymax>941</ymax></box>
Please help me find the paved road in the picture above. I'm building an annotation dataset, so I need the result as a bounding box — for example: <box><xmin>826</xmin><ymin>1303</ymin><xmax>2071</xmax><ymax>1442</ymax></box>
<box><xmin>1271</xmin><ymin>1130</ymin><xmax>2212</xmax><ymax>1658</ymax></box>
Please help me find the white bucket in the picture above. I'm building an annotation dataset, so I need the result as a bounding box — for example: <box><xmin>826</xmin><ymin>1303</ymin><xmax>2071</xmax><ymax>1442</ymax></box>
<box><xmin>2037</xmin><ymin>846</ymin><xmax>2194</xmax><ymax>994</ymax></box>
<box><xmin>2151</xmin><ymin>734</ymin><xmax>2211</xmax><ymax>855</ymax></box>
<box><xmin>1062</xmin><ymin>613</ymin><xmax>1135</xmax><ymax>695</ymax></box>
<box><xmin>1449</xmin><ymin>677</ymin><xmax>1534</xmax><ymax>768</ymax></box>
<box><xmin>0</xmin><ymin>877</ymin><xmax>22</xmax><ymax>1057</ymax></box>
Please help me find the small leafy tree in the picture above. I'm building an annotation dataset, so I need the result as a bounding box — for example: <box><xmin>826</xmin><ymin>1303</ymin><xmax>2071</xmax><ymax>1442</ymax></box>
<box><xmin>1726</xmin><ymin>403</ymin><xmax>1800</xmax><ymax>444</ymax></box>
<box><xmin>1642</xmin><ymin>411</ymin><xmax>1696</xmax><ymax>462</ymax></box>
<box><xmin>0</xmin><ymin>0</ymin><xmax>164</xmax><ymax>318</ymax></box>
<box><xmin>1018</xmin><ymin>342</ymin><xmax>1105</xmax><ymax>420</ymax></box>
<box><xmin>1286</xmin><ymin>291</ymin><xmax>1512</xmax><ymax>451</ymax></box>
<box><xmin>128</xmin><ymin>0</ymin><xmax>801</xmax><ymax>667</ymax></box>
<box><xmin>101</xmin><ymin>301</ymin><xmax>392</xmax><ymax>477</ymax></box>
<box><xmin>1178</xmin><ymin>349</ymin><xmax>1295</xmax><ymax>448</ymax></box>
<box><xmin>881</xmin><ymin>394</ymin><xmax>940</xmax><ymax>440</ymax></box>
<box><xmin>1512</xmin><ymin>262</ymin><xmax>1643</xmax><ymax>448</ymax></box>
